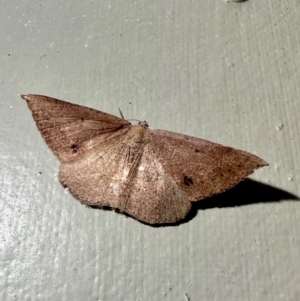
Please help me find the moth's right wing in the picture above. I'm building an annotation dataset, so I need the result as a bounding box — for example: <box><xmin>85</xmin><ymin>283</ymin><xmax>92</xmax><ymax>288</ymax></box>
<box><xmin>145</xmin><ymin>129</ymin><xmax>268</xmax><ymax>202</ymax></box>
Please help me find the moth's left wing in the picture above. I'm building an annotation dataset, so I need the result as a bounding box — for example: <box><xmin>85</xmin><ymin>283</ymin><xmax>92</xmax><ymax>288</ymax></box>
<box><xmin>22</xmin><ymin>94</ymin><xmax>131</xmax><ymax>163</ymax></box>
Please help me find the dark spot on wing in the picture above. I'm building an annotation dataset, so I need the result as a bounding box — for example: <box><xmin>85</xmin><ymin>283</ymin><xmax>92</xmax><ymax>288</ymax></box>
<box><xmin>184</xmin><ymin>175</ymin><xmax>194</xmax><ymax>186</ymax></box>
<box><xmin>71</xmin><ymin>143</ymin><xmax>78</xmax><ymax>153</ymax></box>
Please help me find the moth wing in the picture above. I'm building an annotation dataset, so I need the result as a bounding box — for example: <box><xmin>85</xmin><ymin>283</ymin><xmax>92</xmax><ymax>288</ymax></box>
<box><xmin>121</xmin><ymin>147</ymin><xmax>192</xmax><ymax>224</ymax></box>
<box><xmin>58</xmin><ymin>131</ymin><xmax>136</xmax><ymax>212</ymax></box>
<box><xmin>145</xmin><ymin>129</ymin><xmax>268</xmax><ymax>202</ymax></box>
<box><xmin>22</xmin><ymin>94</ymin><xmax>131</xmax><ymax>163</ymax></box>
<box><xmin>58</xmin><ymin>126</ymin><xmax>191</xmax><ymax>224</ymax></box>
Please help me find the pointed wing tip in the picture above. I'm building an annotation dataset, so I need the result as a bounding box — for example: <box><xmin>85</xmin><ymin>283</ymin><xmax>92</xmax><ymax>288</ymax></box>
<box><xmin>258</xmin><ymin>158</ymin><xmax>269</xmax><ymax>168</ymax></box>
<box><xmin>21</xmin><ymin>94</ymin><xmax>42</xmax><ymax>103</ymax></box>
<box><xmin>21</xmin><ymin>94</ymin><xmax>31</xmax><ymax>101</ymax></box>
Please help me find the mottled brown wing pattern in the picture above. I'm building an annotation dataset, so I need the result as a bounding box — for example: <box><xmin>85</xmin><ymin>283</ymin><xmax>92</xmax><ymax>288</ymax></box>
<box><xmin>22</xmin><ymin>94</ymin><xmax>131</xmax><ymax>163</ymax></box>
<box><xmin>119</xmin><ymin>142</ymin><xmax>192</xmax><ymax>224</ymax></box>
<box><xmin>58</xmin><ymin>124</ymin><xmax>191</xmax><ymax>224</ymax></box>
<box><xmin>146</xmin><ymin>129</ymin><xmax>267</xmax><ymax>202</ymax></box>
<box><xmin>58</xmin><ymin>128</ymin><xmax>140</xmax><ymax>211</ymax></box>
<box><xmin>22</xmin><ymin>94</ymin><xmax>267</xmax><ymax>224</ymax></box>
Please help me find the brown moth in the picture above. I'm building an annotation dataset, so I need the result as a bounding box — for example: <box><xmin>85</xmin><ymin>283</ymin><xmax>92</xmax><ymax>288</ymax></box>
<box><xmin>22</xmin><ymin>94</ymin><xmax>267</xmax><ymax>224</ymax></box>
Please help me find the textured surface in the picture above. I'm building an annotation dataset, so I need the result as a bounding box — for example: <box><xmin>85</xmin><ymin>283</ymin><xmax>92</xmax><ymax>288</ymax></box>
<box><xmin>22</xmin><ymin>94</ymin><xmax>266</xmax><ymax>224</ymax></box>
<box><xmin>1</xmin><ymin>0</ymin><xmax>300</xmax><ymax>300</ymax></box>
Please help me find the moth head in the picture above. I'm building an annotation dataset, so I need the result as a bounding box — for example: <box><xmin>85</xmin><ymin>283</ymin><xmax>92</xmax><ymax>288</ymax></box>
<box><xmin>138</xmin><ymin>121</ymin><xmax>149</xmax><ymax>128</ymax></box>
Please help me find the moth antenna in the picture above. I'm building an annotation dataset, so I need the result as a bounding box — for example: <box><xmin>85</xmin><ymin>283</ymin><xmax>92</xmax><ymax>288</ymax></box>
<box><xmin>118</xmin><ymin>108</ymin><xmax>125</xmax><ymax>119</ymax></box>
<box><xmin>118</xmin><ymin>108</ymin><xmax>140</xmax><ymax>123</ymax></box>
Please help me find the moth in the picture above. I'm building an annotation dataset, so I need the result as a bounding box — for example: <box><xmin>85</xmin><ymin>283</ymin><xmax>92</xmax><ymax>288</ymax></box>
<box><xmin>22</xmin><ymin>94</ymin><xmax>267</xmax><ymax>224</ymax></box>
